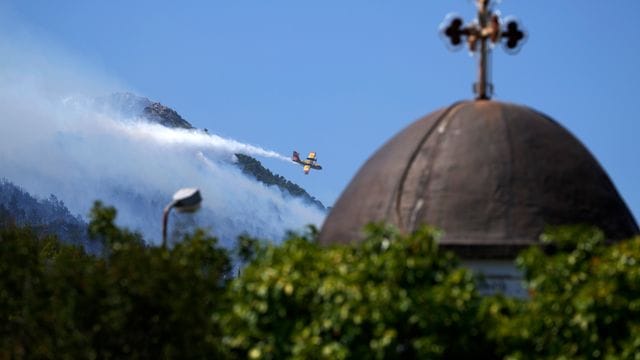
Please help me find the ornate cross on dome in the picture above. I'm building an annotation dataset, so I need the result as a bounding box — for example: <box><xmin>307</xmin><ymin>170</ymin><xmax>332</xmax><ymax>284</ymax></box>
<box><xmin>441</xmin><ymin>0</ymin><xmax>525</xmax><ymax>100</ymax></box>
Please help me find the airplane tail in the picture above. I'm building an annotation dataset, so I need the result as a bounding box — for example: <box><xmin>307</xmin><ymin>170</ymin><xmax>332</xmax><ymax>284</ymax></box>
<box><xmin>292</xmin><ymin>151</ymin><xmax>300</xmax><ymax>162</ymax></box>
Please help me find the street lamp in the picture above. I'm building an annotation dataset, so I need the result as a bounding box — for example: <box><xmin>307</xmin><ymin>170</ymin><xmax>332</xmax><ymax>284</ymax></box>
<box><xmin>162</xmin><ymin>188</ymin><xmax>202</xmax><ymax>248</ymax></box>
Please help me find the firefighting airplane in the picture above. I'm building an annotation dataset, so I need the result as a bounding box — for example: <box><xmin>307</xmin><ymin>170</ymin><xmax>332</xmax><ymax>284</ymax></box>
<box><xmin>292</xmin><ymin>151</ymin><xmax>323</xmax><ymax>175</ymax></box>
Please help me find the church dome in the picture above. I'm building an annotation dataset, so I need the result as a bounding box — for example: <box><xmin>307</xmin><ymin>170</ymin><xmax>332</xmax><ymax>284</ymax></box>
<box><xmin>319</xmin><ymin>101</ymin><xmax>639</xmax><ymax>258</ymax></box>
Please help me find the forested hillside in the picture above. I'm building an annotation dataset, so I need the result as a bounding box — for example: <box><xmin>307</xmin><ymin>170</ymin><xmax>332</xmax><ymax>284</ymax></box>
<box><xmin>0</xmin><ymin>179</ymin><xmax>99</xmax><ymax>251</ymax></box>
<box><xmin>234</xmin><ymin>154</ymin><xmax>326</xmax><ymax>211</ymax></box>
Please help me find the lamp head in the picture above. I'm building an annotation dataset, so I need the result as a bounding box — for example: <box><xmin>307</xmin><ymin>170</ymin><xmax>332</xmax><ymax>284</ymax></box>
<box><xmin>172</xmin><ymin>188</ymin><xmax>202</xmax><ymax>213</ymax></box>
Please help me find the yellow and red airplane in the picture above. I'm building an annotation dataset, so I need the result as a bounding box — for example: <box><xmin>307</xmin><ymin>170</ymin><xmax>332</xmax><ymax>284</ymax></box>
<box><xmin>292</xmin><ymin>151</ymin><xmax>323</xmax><ymax>175</ymax></box>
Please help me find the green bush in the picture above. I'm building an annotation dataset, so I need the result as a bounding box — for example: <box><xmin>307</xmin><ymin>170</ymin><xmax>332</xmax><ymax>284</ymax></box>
<box><xmin>484</xmin><ymin>226</ymin><xmax>640</xmax><ymax>359</ymax></box>
<box><xmin>2</xmin><ymin>202</ymin><xmax>640</xmax><ymax>359</ymax></box>
<box><xmin>0</xmin><ymin>201</ymin><xmax>231</xmax><ymax>358</ymax></box>
<box><xmin>223</xmin><ymin>224</ymin><xmax>490</xmax><ymax>359</ymax></box>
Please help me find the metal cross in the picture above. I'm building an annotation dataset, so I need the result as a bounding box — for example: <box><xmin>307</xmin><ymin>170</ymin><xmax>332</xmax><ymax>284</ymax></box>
<box><xmin>441</xmin><ymin>0</ymin><xmax>525</xmax><ymax>100</ymax></box>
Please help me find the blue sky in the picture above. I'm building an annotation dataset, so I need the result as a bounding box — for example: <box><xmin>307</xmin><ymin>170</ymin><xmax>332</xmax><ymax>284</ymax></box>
<box><xmin>4</xmin><ymin>1</ymin><xmax>640</xmax><ymax>221</ymax></box>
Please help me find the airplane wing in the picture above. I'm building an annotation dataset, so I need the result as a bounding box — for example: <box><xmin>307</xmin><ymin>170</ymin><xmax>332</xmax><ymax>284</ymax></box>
<box><xmin>307</xmin><ymin>152</ymin><xmax>316</xmax><ymax>161</ymax></box>
<box><xmin>303</xmin><ymin>165</ymin><xmax>311</xmax><ymax>174</ymax></box>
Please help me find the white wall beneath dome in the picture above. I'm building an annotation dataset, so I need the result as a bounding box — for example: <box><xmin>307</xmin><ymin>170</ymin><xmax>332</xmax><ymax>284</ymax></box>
<box><xmin>463</xmin><ymin>260</ymin><xmax>528</xmax><ymax>298</ymax></box>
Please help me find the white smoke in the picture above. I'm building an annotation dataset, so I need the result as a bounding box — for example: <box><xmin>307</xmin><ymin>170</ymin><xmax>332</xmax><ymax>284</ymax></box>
<box><xmin>0</xmin><ymin>26</ymin><xmax>325</xmax><ymax>246</ymax></box>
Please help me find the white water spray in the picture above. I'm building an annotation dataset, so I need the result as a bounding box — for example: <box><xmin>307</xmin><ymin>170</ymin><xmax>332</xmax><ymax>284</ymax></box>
<box><xmin>101</xmin><ymin>117</ymin><xmax>292</xmax><ymax>163</ymax></box>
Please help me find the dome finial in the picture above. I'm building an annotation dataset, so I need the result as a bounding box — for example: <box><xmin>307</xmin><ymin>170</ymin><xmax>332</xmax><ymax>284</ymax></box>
<box><xmin>441</xmin><ymin>0</ymin><xmax>526</xmax><ymax>100</ymax></box>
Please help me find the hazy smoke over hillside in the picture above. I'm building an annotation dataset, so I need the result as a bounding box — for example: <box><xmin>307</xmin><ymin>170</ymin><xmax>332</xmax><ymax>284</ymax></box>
<box><xmin>0</xmin><ymin>29</ymin><xmax>324</xmax><ymax>246</ymax></box>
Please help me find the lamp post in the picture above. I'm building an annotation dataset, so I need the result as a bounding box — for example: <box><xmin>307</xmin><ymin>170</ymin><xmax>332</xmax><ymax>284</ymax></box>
<box><xmin>162</xmin><ymin>188</ymin><xmax>202</xmax><ymax>249</ymax></box>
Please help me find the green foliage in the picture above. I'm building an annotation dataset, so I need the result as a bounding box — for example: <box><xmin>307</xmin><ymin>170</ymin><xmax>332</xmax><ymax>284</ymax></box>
<box><xmin>226</xmin><ymin>224</ymin><xmax>640</xmax><ymax>359</ymax></box>
<box><xmin>224</xmin><ymin>223</ymin><xmax>490</xmax><ymax>359</ymax></box>
<box><xmin>0</xmin><ymin>225</ymin><xmax>59</xmax><ymax>358</ymax></box>
<box><xmin>3</xmin><ymin>204</ymin><xmax>640</xmax><ymax>360</ymax></box>
<box><xmin>0</xmin><ymin>201</ymin><xmax>231</xmax><ymax>358</ymax></box>
<box><xmin>89</xmin><ymin>200</ymin><xmax>145</xmax><ymax>251</ymax></box>
<box><xmin>484</xmin><ymin>225</ymin><xmax>640</xmax><ymax>359</ymax></box>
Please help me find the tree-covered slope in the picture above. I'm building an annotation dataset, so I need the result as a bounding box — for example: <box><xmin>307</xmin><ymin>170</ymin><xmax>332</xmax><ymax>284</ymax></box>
<box><xmin>0</xmin><ymin>179</ymin><xmax>98</xmax><ymax>251</ymax></box>
<box><xmin>234</xmin><ymin>154</ymin><xmax>325</xmax><ymax>211</ymax></box>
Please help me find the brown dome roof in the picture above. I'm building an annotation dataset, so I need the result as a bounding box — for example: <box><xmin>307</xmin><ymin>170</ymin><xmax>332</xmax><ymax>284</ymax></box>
<box><xmin>319</xmin><ymin>101</ymin><xmax>639</xmax><ymax>258</ymax></box>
